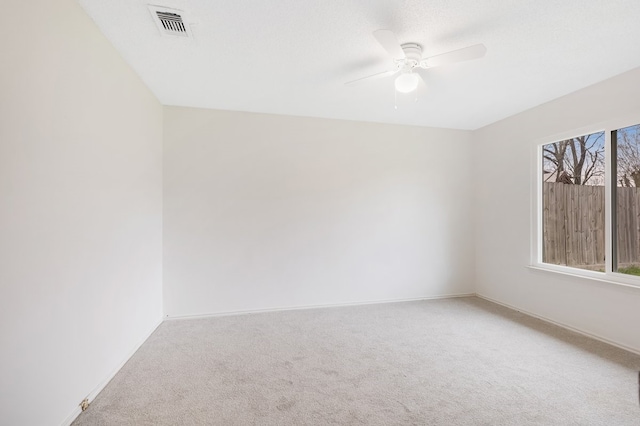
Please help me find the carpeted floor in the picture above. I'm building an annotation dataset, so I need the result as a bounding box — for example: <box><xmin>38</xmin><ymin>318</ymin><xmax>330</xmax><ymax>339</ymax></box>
<box><xmin>73</xmin><ymin>297</ymin><xmax>640</xmax><ymax>425</ymax></box>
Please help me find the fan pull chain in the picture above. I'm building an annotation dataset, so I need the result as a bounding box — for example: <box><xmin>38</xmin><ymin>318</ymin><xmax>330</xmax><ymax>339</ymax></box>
<box><xmin>394</xmin><ymin>89</ymin><xmax>398</xmax><ymax>110</ymax></box>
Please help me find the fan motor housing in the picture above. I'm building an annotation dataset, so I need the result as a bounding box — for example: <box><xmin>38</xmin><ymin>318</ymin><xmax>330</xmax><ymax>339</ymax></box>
<box><xmin>400</xmin><ymin>43</ymin><xmax>422</xmax><ymax>69</ymax></box>
<box><xmin>401</xmin><ymin>43</ymin><xmax>422</xmax><ymax>59</ymax></box>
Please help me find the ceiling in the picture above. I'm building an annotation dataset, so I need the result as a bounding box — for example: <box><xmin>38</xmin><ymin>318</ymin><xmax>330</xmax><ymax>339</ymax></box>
<box><xmin>78</xmin><ymin>0</ymin><xmax>640</xmax><ymax>130</ymax></box>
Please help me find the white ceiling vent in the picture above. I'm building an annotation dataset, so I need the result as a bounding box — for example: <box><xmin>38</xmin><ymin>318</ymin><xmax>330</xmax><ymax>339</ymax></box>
<box><xmin>148</xmin><ymin>5</ymin><xmax>192</xmax><ymax>38</ymax></box>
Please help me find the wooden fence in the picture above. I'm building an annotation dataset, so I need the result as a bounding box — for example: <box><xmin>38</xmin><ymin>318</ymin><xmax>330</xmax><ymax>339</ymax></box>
<box><xmin>543</xmin><ymin>182</ymin><xmax>640</xmax><ymax>267</ymax></box>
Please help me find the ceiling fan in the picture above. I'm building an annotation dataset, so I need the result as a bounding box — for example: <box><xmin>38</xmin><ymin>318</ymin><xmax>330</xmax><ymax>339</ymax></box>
<box><xmin>346</xmin><ymin>29</ymin><xmax>487</xmax><ymax>93</ymax></box>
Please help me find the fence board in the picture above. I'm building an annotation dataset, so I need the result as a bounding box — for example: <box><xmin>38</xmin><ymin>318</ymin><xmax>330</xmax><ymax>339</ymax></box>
<box><xmin>543</xmin><ymin>182</ymin><xmax>640</xmax><ymax>267</ymax></box>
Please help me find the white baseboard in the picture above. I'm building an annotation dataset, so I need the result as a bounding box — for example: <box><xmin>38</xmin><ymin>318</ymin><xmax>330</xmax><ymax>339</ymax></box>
<box><xmin>476</xmin><ymin>293</ymin><xmax>640</xmax><ymax>356</ymax></box>
<box><xmin>61</xmin><ymin>406</ymin><xmax>82</xmax><ymax>426</ymax></box>
<box><xmin>165</xmin><ymin>293</ymin><xmax>476</xmax><ymax>320</ymax></box>
<box><xmin>60</xmin><ymin>318</ymin><xmax>164</xmax><ymax>426</ymax></box>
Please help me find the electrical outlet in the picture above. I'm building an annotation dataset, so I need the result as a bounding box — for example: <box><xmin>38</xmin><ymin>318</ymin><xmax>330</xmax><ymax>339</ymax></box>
<box><xmin>80</xmin><ymin>398</ymin><xmax>89</xmax><ymax>412</ymax></box>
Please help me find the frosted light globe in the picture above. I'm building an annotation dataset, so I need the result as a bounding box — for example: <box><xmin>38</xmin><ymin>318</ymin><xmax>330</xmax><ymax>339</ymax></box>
<box><xmin>394</xmin><ymin>73</ymin><xmax>419</xmax><ymax>93</ymax></box>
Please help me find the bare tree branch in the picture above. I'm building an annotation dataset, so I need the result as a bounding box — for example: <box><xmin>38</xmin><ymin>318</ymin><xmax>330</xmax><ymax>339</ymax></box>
<box><xmin>542</xmin><ymin>133</ymin><xmax>604</xmax><ymax>185</ymax></box>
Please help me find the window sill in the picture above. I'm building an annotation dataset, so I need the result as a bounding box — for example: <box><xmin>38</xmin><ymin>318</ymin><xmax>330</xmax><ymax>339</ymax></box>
<box><xmin>527</xmin><ymin>264</ymin><xmax>640</xmax><ymax>290</ymax></box>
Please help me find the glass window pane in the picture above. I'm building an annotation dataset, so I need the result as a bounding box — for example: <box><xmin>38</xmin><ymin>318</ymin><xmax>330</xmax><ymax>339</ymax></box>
<box><xmin>541</xmin><ymin>132</ymin><xmax>605</xmax><ymax>271</ymax></box>
<box><xmin>613</xmin><ymin>124</ymin><xmax>640</xmax><ymax>276</ymax></box>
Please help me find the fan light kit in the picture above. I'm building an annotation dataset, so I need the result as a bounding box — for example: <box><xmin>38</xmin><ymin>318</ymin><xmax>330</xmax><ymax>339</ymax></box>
<box><xmin>395</xmin><ymin>72</ymin><xmax>420</xmax><ymax>93</ymax></box>
<box><xmin>346</xmin><ymin>30</ymin><xmax>487</xmax><ymax>95</ymax></box>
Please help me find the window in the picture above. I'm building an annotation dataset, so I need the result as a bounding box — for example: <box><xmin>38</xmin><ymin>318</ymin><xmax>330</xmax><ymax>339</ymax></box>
<box><xmin>613</xmin><ymin>124</ymin><xmax>640</xmax><ymax>276</ymax></box>
<box><xmin>536</xmin><ymin>120</ymin><xmax>640</xmax><ymax>285</ymax></box>
<box><xmin>541</xmin><ymin>131</ymin><xmax>605</xmax><ymax>272</ymax></box>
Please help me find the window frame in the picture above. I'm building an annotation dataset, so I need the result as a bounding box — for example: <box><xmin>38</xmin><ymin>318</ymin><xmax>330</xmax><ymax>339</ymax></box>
<box><xmin>531</xmin><ymin>113</ymin><xmax>640</xmax><ymax>288</ymax></box>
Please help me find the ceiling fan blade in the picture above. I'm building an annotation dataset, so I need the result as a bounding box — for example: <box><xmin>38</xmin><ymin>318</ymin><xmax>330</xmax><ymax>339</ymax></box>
<box><xmin>344</xmin><ymin>68</ymin><xmax>399</xmax><ymax>87</ymax></box>
<box><xmin>415</xmin><ymin>68</ymin><xmax>428</xmax><ymax>87</ymax></box>
<box><xmin>373</xmin><ymin>29</ymin><xmax>405</xmax><ymax>59</ymax></box>
<box><xmin>421</xmin><ymin>43</ymin><xmax>487</xmax><ymax>68</ymax></box>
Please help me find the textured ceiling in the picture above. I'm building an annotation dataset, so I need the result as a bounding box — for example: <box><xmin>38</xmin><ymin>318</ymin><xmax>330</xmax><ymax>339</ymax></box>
<box><xmin>78</xmin><ymin>0</ymin><xmax>640</xmax><ymax>130</ymax></box>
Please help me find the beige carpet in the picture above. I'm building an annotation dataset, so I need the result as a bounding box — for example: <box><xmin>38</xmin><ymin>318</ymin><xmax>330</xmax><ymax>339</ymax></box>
<box><xmin>73</xmin><ymin>297</ymin><xmax>640</xmax><ymax>425</ymax></box>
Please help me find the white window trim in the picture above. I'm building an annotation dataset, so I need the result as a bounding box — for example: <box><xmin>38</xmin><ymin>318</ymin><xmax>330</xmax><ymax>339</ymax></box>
<box><xmin>530</xmin><ymin>112</ymin><xmax>640</xmax><ymax>289</ymax></box>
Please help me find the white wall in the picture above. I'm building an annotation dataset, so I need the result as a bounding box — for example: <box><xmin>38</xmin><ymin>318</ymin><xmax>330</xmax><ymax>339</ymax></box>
<box><xmin>474</xmin><ymin>67</ymin><xmax>640</xmax><ymax>353</ymax></box>
<box><xmin>0</xmin><ymin>1</ymin><xmax>163</xmax><ymax>424</ymax></box>
<box><xmin>164</xmin><ymin>106</ymin><xmax>474</xmax><ymax>317</ymax></box>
